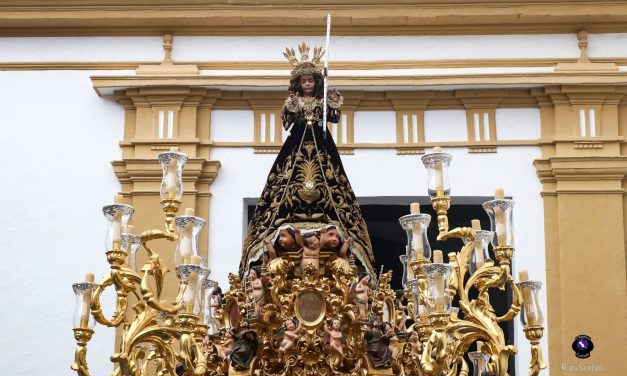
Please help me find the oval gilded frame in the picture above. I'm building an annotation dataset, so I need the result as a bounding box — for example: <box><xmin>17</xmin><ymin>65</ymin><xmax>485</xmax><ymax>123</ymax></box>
<box><xmin>294</xmin><ymin>289</ymin><xmax>326</xmax><ymax>327</ymax></box>
<box><xmin>224</xmin><ymin>300</ymin><xmax>241</xmax><ymax>330</ymax></box>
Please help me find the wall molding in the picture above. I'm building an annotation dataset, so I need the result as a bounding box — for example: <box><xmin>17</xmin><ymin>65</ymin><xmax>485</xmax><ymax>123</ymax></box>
<box><xmin>93</xmin><ymin>72</ymin><xmax>627</xmax><ymax>96</ymax></box>
<box><xmin>4</xmin><ymin>1</ymin><xmax>627</xmax><ymax>36</ymax></box>
<box><xmin>3</xmin><ymin>58</ymin><xmax>627</xmax><ymax>71</ymax></box>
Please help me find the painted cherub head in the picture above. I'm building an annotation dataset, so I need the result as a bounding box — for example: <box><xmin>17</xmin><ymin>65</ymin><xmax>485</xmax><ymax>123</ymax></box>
<box><xmin>285</xmin><ymin>317</ymin><xmax>298</xmax><ymax>331</ymax></box>
<box><xmin>320</xmin><ymin>225</ymin><xmax>341</xmax><ymax>250</ymax></box>
<box><xmin>302</xmin><ymin>231</ymin><xmax>321</xmax><ymax>249</ymax></box>
<box><xmin>277</xmin><ymin>226</ymin><xmax>297</xmax><ymax>251</ymax></box>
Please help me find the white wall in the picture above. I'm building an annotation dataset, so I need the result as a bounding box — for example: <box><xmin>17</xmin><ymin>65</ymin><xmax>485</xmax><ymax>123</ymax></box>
<box><xmin>496</xmin><ymin>108</ymin><xmax>542</xmax><ymax>140</ymax></box>
<box><xmin>211</xmin><ymin>110</ymin><xmax>255</xmax><ymax>142</ymax></box>
<box><xmin>0</xmin><ymin>70</ymin><xmax>123</xmax><ymax>376</ymax></box>
<box><xmin>425</xmin><ymin>110</ymin><xmax>469</xmax><ymax>142</ymax></box>
<box><xmin>0</xmin><ymin>32</ymin><xmax>589</xmax><ymax>376</ymax></box>
<box><xmin>353</xmin><ymin>111</ymin><xmax>397</xmax><ymax>143</ymax></box>
<box><xmin>0</xmin><ymin>34</ymin><xmax>588</xmax><ymax>62</ymax></box>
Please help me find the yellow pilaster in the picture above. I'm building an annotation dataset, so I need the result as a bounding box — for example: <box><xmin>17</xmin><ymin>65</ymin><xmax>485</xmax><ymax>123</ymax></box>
<box><xmin>534</xmin><ymin>85</ymin><xmax>627</xmax><ymax>375</ymax></box>
<box><xmin>112</xmin><ymin>86</ymin><xmax>221</xmax><ymax>295</ymax></box>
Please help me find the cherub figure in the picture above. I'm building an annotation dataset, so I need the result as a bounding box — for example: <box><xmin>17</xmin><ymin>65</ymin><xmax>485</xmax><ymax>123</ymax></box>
<box><xmin>219</xmin><ymin>328</ymin><xmax>237</xmax><ymax>360</ymax></box>
<box><xmin>352</xmin><ymin>272</ymin><xmax>372</xmax><ymax>320</ymax></box>
<box><xmin>278</xmin><ymin>317</ymin><xmax>303</xmax><ymax>362</ymax></box>
<box><xmin>294</xmin><ymin>228</ymin><xmax>321</xmax><ymax>271</ymax></box>
<box><xmin>408</xmin><ymin>331</ymin><xmax>422</xmax><ymax>358</ymax></box>
<box><xmin>264</xmin><ymin>226</ymin><xmax>299</xmax><ymax>261</ymax></box>
<box><xmin>394</xmin><ymin>289</ymin><xmax>407</xmax><ymax>332</ymax></box>
<box><xmin>320</xmin><ymin>226</ymin><xmax>352</xmax><ymax>259</ymax></box>
<box><xmin>324</xmin><ymin>318</ymin><xmax>344</xmax><ymax>366</ymax></box>
<box><xmin>383</xmin><ymin>321</ymin><xmax>400</xmax><ymax>361</ymax></box>
<box><xmin>248</xmin><ymin>267</ymin><xmax>265</xmax><ymax>318</ymax></box>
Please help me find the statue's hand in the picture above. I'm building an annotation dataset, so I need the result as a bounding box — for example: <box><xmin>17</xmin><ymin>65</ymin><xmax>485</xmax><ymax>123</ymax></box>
<box><xmin>289</xmin><ymin>91</ymin><xmax>300</xmax><ymax>105</ymax></box>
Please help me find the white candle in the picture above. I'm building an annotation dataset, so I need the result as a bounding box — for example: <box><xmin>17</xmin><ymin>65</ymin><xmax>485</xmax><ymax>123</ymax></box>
<box><xmin>519</xmin><ymin>270</ymin><xmax>536</xmax><ymax>325</ymax></box>
<box><xmin>494</xmin><ymin>188</ymin><xmax>506</xmax><ymax>244</ymax></box>
<box><xmin>80</xmin><ymin>273</ymin><xmax>95</xmax><ymax>328</ymax></box>
<box><xmin>180</xmin><ymin>221</ymin><xmax>194</xmax><ymax>263</ymax></box>
<box><xmin>472</xmin><ymin>219</ymin><xmax>484</xmax><ymax>269</ymax></box>
<box><xmin>164</xmin><ymin>158</ymin><xmax>178</xmax><ymax>199</ymax></box>
<box><xmin>410</xmin><ymin>203</ymin><xmax>424</xmax><ymax>259</ymax></box>
<box><xmin>111</xmin><ymin>210</ymin><xmax>123</xmax><ymax>250</ymax></box>
<box><xmin>433</xmin><ymin>250</ymin><xmax>443</xmax><ymax>264</ymax></box>
<box><xmin>183</xmin><ymin>271</ymin><xmax>197</xmax><ymax>312</ymax></box>
<box><xmin>433</xmin><ymin>147</ymin><xmax>444</xmax><ymax>194</ymax></box>
<box><xmin>412</xmin><ymin>223</ymin><xmax>424</xmax><ymax>257</ymax></box>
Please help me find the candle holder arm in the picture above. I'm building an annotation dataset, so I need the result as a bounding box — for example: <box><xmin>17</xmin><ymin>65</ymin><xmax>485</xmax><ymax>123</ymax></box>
<box><xmin>524</xmin><ymin>326</ymin><xmax>547</xmax><ymax>376</ymax></box>
<box><xmin>91</xmin><ymin>275</ymin><xmax>128</xmax><ymax>327</ymax></box>
<box><xmin>180</xmin><ymin>332</ymin><xmax>208</xmax><ymax>375</ymax></box>
<box><xmin>496</xmin><ymin>277</ymin><xmax>523</xmax><ymax>322</ymax></box>
<box><xmin>71</xmin><ymin>328</ymin><xmax>93</xmax><ymax>376</ymax></box>
<box><xmin>140</xmin><ymin>267</ymin><xmax>185</xmax><ymax>314</ymax></box>
<box><xmin>141</xmin><ymin>229</ymin><xmax>178</xmax><ymax>244</ymax></box>
<box><xmin>420</xmin><ymin>329</ymin><xmax>449</xmax><ymax>375</ymax></box>
<box><xmin>438</xmin><ymin>226</ymin><xmax>474</xmax><ymax>241</ymax></box>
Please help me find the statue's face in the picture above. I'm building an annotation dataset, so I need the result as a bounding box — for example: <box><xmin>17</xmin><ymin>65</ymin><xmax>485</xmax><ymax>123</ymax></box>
<box><xmin>332</xmin><ymin>320</ymin><xmax>341</xmax><ymax>330</ymax></box>
<box><xmin>250</xmin><ymin>270</ymin><xmax>258</xmax><ymax>279</ymax></box>
<box><xmin>321</xmin><ymin>228</ymin><xmax>340</xmax><ymax>249</ymax></box>
<box><xmin>286</xmin><ymin>320</ymin><xmax>296</xmax><ymax>331</ymax></box>
<box><xmin>278</xmin><ymin>229</ymin><xmax>296</xmax><ymax>249</ymax></box>
<box><xmin>304</xmin><ymin>235</ymin><xmax>319</xmax><ymax>249</ymax></box>
<box><xmin>299</xmin><ymin>75</ymin><xmax>315</xmax><ymax>96</ymax></box>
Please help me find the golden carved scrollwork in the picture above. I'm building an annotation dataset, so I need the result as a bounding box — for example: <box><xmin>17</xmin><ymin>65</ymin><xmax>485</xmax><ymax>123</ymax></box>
<box><xmin>71</xmin><ymin>199</ymin><xmax>211</xmax><ymax>376</ymax></box>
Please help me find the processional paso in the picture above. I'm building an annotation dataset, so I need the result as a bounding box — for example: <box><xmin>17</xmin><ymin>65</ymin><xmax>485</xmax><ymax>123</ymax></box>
<box><xmin>70</xmin><ymin>17</ymin><xmax>547</xmax><ymax>376</ymax></box>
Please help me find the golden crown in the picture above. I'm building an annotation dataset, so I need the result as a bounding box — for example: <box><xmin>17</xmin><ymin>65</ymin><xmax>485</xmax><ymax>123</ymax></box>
<box><xmin>283</xmin><ymin>42</ymin><xmax>325</xmax><ymax>77</ymax></box>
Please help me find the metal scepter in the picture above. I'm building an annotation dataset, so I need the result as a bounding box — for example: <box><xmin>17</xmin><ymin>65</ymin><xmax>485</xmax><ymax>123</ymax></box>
<box><xmin>322</xmin><ymin>14</ymin><xmax>331</xmax><ymax>139</ymax></box>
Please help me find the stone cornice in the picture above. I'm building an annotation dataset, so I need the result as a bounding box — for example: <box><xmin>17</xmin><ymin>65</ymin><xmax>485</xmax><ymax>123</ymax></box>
<box><xmin>2</xmin><ymin>59</ymin><xmax>627</xmax><ymax>71</ymax></box>
<box><xmin>92</xmin><ymin>71</ymin><xmax>627</xmax><ymax>96</ymax></box>
<box><xmin>3</xmin><ymin>1</ymin><xmax>627</xmax><ymax>36</ymax></box>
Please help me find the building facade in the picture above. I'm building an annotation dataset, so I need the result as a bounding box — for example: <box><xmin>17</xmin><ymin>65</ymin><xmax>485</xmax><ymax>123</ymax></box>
<box><xmin>1</xmin><ymin>1</ymin><xmax>626</xmax><ymax>375</ymax></box>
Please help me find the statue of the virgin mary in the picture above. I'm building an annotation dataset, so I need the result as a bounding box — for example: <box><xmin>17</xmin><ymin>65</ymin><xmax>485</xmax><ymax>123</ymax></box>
<box><xmin>240</xmin><ymin>43</ymin><xmax>375</xmax><ymax>277</ymax></box>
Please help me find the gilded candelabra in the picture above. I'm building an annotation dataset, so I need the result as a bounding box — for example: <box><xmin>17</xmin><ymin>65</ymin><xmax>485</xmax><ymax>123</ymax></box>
<box><xmin>71</xmin><ymin>150</ymin><xmax>220</xmax><ymax>376</ymax></box>
<box><xmin>395</xmin><ymin>147</ymin><xmax>547</xmax><ymax>376</ymax></box>
<box><xmin>71</xmin><ymin>147</ymin><xmax>546</xmax><ymax>376</ymax></box>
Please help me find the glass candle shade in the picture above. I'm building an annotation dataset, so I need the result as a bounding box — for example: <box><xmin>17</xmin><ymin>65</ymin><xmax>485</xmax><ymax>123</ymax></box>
<box><xmin>482</xmin><ymin>199</ymin><xmax>514</xmax><ymax>248</ymax></box>
<box><xmin>102</xmin><ymin>204</ymin><xmax>134</xmax><ymax>252</ymax></box>
<box><xmin>420</xmin><ymin>263</ymin><xmax>454</xmax><ymax>313</ymax></box>
<box><xmin>399</xmin><ymin>255</ymin><xmax>410</xmax><ymax>286</ymax></box>
<box><xmin>421</xmin><ymin>150</ymin><xmax>452</xmax><ymax>199</ymax></box>
<box><xmin>158</xmin><ymin>151</ymin><xmax>188</xmax><ymax>201</ymax></box>
<box><xmin>174</xmin><ymin>215</ymin><xmax>206</xmax><ymax>266</ymax></box>
<box><xmin>72</xmin><ymin>282</ymin><xmax>98</xmax><ymax>329</ymax></box>
<box><xmin>177</xmin><ymin>264</ymin><xmax>210</xmax><ymax>315</ymax></box>
<box><xmin>399</xmin><ymin>213</ymin><xmax>432</xmax><ymax>260</ymax></box>
<box><xmin>517</xmin><ymin>280</ymin><xmax>544</xmax><ymax>327</ymax></box>
<box><xmin>417</xmin><ymin>304</ymin><xmax>430</xmax><ymax>324</ymax></box>
<box><xmin>122</xmin><ymin>233</ymin><xmax>142</xmax><ymax>272</ymax></box>
<box><xmin>469</xmin><ymin>351</ymin><xmax>491</xmax><ymax>376</ymax></box>
<box><xmin>469</xmin><ymin>230</ymin><xmax>493</xmax><ymax>274</ymax></box>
